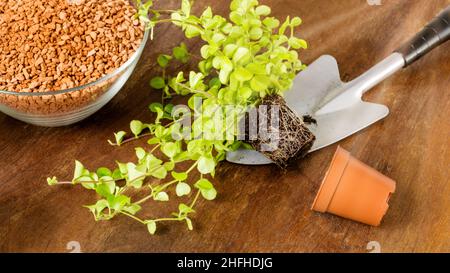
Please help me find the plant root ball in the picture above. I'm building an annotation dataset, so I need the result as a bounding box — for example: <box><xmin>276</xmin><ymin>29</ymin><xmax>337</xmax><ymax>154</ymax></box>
<box><xmin>250</xmin><ymin>95</ymin><xmax>316</xmax><ymax>168</ymax></box>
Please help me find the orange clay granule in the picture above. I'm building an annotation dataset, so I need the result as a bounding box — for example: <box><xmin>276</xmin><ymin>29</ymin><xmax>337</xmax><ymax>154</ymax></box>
<box><xmin>0</xmin><ymin>0</ymin><xmax>144</xmax><ymax>92</ymax></box>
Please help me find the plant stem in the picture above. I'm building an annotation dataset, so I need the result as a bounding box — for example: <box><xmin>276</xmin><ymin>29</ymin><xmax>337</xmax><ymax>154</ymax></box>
<box><xmin>55</xmin><ymin>181</ymin><xmax>74</xmax><ymax>185</ymax></box>
<box><xmin>115</xmin><ymin>133</ymin><xmax>153</xmax><ymax>146</ymax></box>
<box><xmin>186</xmin><ymin>162</ymin><xmax>198</xmax><ymax>173</ymax></box>
<box><xmin>120</xmin><ymin>211</ymin><xmax>146</xmax><ymax>225</ymax></box>
<box><xmin>134</xmin><ymin>194</ymin><xmax>153</xmax><ymax>205</ymax></box>
<box><xmin>153</xmin><ymin>9</ymin><xmax>178</xmax><ymax>14</ymax></box>
<box><xmin>160</xmin><ymin>180</ymin><xmax>178</xmax><ymax>190</ymax></box>
<box><xmin>153</xmin><ymin>19</ymin><xmax>204</xmax><ymax>32</ymax></box>
<box><xmin>154</xmin><ymin>218</ymin><xmax>181</xmax><ymax>222</ymax></box>
<box><xmin>150</xmin><ymin>143</ymin><xmax>161</xmax><ymax>153</ymax></box>
<box><xmin>190</xmin><ymin>190</ymin><xmax>201</xmax><ymax>208</ymax></box>
<box><xmin>176</xmin><ymin>82</ymin><xmax>214</xmax><ymax>98</ymax></box>
<box><xmin>72</xmin><ymin>178</ymin><xmax>121</xmax><ymax>185</ymax></box>
<box><xmin>118</xmin><ymin>164</ymin><xmax>166</xmax><ymax>195</ymax></box>
<box><xmin>135</xmin><ymin>179</ymin><xmax>177</xmax><ymax>205</ymax></box>
<box><xmin>164</xmin><ymin>121</ymin><xmax>175</xmax><ymax>128</ymax></box>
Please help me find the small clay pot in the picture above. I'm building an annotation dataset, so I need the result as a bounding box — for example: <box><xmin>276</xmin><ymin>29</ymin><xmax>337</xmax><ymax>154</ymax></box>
<box><xmin>312</xmin><ymin>146</ymin><xmax>396</xmax><ymax>226</ymax></box>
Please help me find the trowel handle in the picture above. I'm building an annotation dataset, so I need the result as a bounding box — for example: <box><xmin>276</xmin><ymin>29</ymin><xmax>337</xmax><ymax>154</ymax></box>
<box><xmin>396</xmin><ymin>6</ymin><xmax>450</xmax><ymax>67</ymax></box>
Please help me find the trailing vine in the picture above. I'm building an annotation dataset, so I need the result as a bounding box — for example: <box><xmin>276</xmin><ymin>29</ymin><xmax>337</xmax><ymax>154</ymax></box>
<box><xmin>47</xmin><ymin>0</ymin><xmax>307</xmax><ymax>235</ymax></box>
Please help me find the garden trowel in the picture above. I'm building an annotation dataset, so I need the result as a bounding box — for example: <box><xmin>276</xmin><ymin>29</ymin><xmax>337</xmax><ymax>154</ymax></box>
<box><xmin>227</xmin><ymin>6</ymin><xmax>450</xmax><ymax>165</ymax></box>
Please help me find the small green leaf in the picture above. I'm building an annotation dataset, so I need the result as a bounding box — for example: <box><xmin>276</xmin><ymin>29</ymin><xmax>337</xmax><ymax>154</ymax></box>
<box><xmin>147</xmin><ymin>137</ymin><xmax>160</xmax><ymax>145</ymax></box>
<box><xmin>176</xmin><ymin>182</ymin><xmax>191</xmax><ymax>197</ymax></box>
<box><xmin>212</xmin><ymin>56</ymin><xmax>223</xmax><ymax>69</ymax></box>
<box><xmin>263</xmin><ymin>17</ymin><xmax>280</xmax><ymax>29</ymax></box>
<box><xmin>201</xmin><ymin>188</ymin><xmax>217</xmax><ymax>201</ymax></box>
<box><xmin>117</xmin><ymin>161</ymin><xmax>128</xmax><ymax>175</ymax></box>
<box><xmin>171</xmin><ymin>12</ymin><xmax>183</xmax><ymax>26</ymax></box>
<box><xmin>112</xmin><ymin>168</ymin><xmax>123</xmax><ymax>180</ymax></box>
<box><xmin>234</xmin><ymin>67</ymin><xmax>253</xmax><ymax>82</ymax></box>
<box><xmin>223</xmin><ymin>44</ymin><xmax>238</xmax><ymax>58</ymax></box>
<box><xmin>74</xmin><ymin>160</ymin><xmax>86</xmax><ymax>180</ymax></box>
<box><xmin>163</xmin><ymin>161</ymin><xmax>175</xmax><ymax>171</ymax></box>
<box><xmin>123</xmin><ymin>204</ymin><xmax>141</xmax><ymax>215</ymax></box>
<box><xmin>150</xmin><ymin>77</ymin><xmax>165</xmax><ymax>89</ymax></box>
<box><xmin>194</xmin><ymin>178</ymin><xmax>214</xmax><ymax>190</ymax></box>
<box><xmin>172</xmin><ymin>171</ymin><xmax>188</xmax><ymax>181</ymax></box>
<box><xmin>95</xmin><ymin>199</ymin><xmax>109</xmax><ymax>210</ymax></box>
<box><xmin>249</xmin><ymin>27</ymin><xmax>263</xmax><ymax>40</ymax></box>
<box><xmin>291</xmin><ymin>16</ymin><xmax>302</xmax><ymax>27</ymax></box>
<box><xmin>108</xmin><ymin>195</ymin><xmax>130</xmax><ymax>211</ymax></box>
<box><xmin>161</xmin><ymin>142</ymin><xmax>178</xmax><ymax>158</ymax></box>
<box><xmin>135</xmin><ymin>147</ymin><xmax>147</xmax><ymax>160</ymax></box>
<box><xmin>229</xmin><ymin>11</ymin><xmax>243</xmax><ymax>24</ymax></box>
<box><xmin>127</xmin><ymin>162</ymin><xmax>146</xmax><ymax>182</ymax></box>
<box><xmin>157</xmin><ymin>54</ymin><xmax>172</xmax><ymax>68</ymax></box>
<box><xmin>110</xmin><ymin>131</ymin><xmax>126</xmax><ymax>146</ymax></box>
<box><xmin>84</xmin><ymin>204</ymin><xmax>97</xmax><ymax>217</ymax></box>
<box><xmin>201</xmin><ymin>6</ymin><xmax>212</xmax><ymax>19</ymax></box>
<box><xmin>173</xmin><ymin>43</ymin><xmax>189</xmax><ymax>63</ymax></box>
<box><xmin>185</xmin><ymin>25</ymin><xmax>201</xmax><ymax>38</ymax></box>
<box><xmin>212</xmin><ymin>33</ymin><xmax>226</xmax><ymax>44</ymax></box>
<box><xmin>46</xmin><ymin>176</ymin><xmax>58</xmax><ymax>186</ymax></box>
<box><xmin>151</xmin><ymin>166</ymin><xmax>167</xmax><ymax>179</ymax></box>
<box><xmin>195</xmin><ymin>179</ymin><xmax>217</xmax><ymax>200</ymax></box>
<box><xmin>181</xmin><ymin>0</ymin><xmax>191</xmax><ymax>16</ymax></box>
<box><xmin>200</xmin><ymin>45</ymin><xmax>210</xmax><ymax>59</ymax></box>
<box><xmin>130</xmin><ymin>120</ymin><xmax>144</xmax><ymax>137</ymax></box>
<box><xmin>79</xmin><ymin>176</ymin><xmax>96</xmax><ymax>190</ymax></box>
<box><xmin>197</xmin><ymin>156</ymin><xmax>216</xmax><ymax>174</ymax></box>
<box><xmin>189</xmin><ymin>71</ymin><xmax>204</xmax><ymax>89</ymax></box>
<box><xmin>149</xmin><ymin>102</ymin><xmax>163</xmax><ymax>113</ymax></box>
<box><xmin>250</xmin><ymin>75</ymin><xmax>271</xmax><ymax>91</ymax></box>
<box><xmin>87</xmin><ymin>199</ymin><xmax>109</xmax><ymax>218</ymax></box>
<box><xmin>129</xmin><ymin>179</ymin><xmax>144</xmax><ymax>189</ymax></box>
<box><xmin>255</xmin><ymin>5</ymin><xmax>271</xmax><ymax>16</ymax></box>
<box><xmin>179</xmin><ymin>203</ymin><xmax>195</xmax><ymax>214</ymax></box>
<box><xmin>245</xmin><ymin>63</ymin><xmax>266</xmax><ymax>75</ymax></box>
<box><xmin>95</xmin><ymin>182</ymin><xmax>115</xmax><ymax>198</ymax></box>
<box><xmin>209</xmin><ymin>77</ymin><xmax>222</xmax><ymax>88</ymax></box>
<box><xmin>213</xmin><ymin>56</ymin><xmax>233</xmax><ymax>71</ymax></box>
<box><xmin>288</xmin><ymin>37</ymin><xmax>307</xmax><ymax>49</ymax></box>
<box><xmin>233</xmin><ymin>47</ymin><xmax>250</xmax><ymax>63</ymax></box>
<box><xmin>154</xmin><ymin>191</ymin><xmax>169</xmax><ymax>202</ymax></box>
<box><xmin>279</xmin><ymin>16</ymin><xmax>290</xmax><ymax>35</ymax></box>
<box><xmin>186</xmin><ymin>218</ymin><xmax>193</xmax><ymax>230</ymax></box>
<box><xmin>174</xmin><ymin>151</ymin><xmax>191</xmax><ymax>163</ymax></box>
<box><xmin>238</xmin><ymin>86</ymin><xmax>253</xmax><ymax>100</ymax></box>
<box><xmin>219</xmin><ymin>68</ymin><xmax>231</xmax><ymax>84</ymax></box>
<box><xmin>96</xmin><ymin>167</ymin><xmax>112</xmax><ymax>178</ymax></box>
<box><xmin>164</xmin><ymin>104</ymin><xmax>174</xmax><ymax>115</ymax></box>
<box><xmin>155</xmin><ymin>107</ymin><xmax>164</xmax><ymax>124</ymax></box>
<box><xmin>147</xmin><ymin>220</ymin><xmax>157</xmax><ymax>235</ymax></box>
<box><xmin>145</xmin><ymin>154</ymin><xmax>163</xmax><ymax>169</ymax></box>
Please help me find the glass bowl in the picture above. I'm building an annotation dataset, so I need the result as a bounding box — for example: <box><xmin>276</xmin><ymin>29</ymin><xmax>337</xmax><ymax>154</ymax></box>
<box><xmin>0</xmin><ymin>28</ymin><xmax>149</xmax><ymax>127</ymax></box>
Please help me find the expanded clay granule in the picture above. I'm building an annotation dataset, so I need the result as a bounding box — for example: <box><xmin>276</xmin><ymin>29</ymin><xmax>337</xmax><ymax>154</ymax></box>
<box><xmin>0</xmin><ymin>0</ymin><xmax>144</xmax><ymax>114</ymax></box>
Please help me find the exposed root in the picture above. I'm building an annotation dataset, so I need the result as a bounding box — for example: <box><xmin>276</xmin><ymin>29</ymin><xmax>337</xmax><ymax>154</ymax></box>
<box><xmin>250</xmin><ymin>95</ymin><xmax>316</xmax><ymax>168</ymax></box>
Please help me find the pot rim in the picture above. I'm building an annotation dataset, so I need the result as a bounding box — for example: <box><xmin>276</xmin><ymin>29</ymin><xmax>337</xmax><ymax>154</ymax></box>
<box><xmin>311</xmin><ymin>146</ymin><xmax>351</xmax><ymax>212</ymax></box>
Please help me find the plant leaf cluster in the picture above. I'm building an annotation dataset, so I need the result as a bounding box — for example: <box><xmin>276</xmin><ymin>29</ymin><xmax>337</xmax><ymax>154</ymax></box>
<box><xmin>48</xmin><ymin>0</ymin><xmax>306</xmax><ymax>235</ymax></box>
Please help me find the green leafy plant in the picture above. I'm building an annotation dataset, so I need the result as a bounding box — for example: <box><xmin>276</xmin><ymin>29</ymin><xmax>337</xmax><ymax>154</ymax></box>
<box><xmin>47</xmin><ymin>0</ymin><xmax>307</xmax><ymax>235</ymax></box>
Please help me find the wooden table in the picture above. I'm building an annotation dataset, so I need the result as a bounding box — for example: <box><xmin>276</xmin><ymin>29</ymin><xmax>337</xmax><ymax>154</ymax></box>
<box><xmin>0</xmin><ymin>0</ymin><xmax>449</xmax><ymax>253</ymax></box>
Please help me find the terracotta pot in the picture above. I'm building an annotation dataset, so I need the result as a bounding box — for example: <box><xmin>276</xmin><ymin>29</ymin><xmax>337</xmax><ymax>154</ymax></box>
<box><xmin>312</xmin><ymin>146</ymin><xmax>396</xmax><ymax>226</ymax></box>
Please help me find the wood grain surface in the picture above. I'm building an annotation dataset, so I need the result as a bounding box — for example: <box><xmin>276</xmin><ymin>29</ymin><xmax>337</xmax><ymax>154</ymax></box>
<box><xmin>0</xmin><ymin>0</ymin><xmax>449</xmax><ymax>253</ymax></box>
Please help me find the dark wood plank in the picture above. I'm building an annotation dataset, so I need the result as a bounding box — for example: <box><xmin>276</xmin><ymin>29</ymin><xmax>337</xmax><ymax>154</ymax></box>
<box><xmin>0</xmin><ymin>0</ymin><xmax>449</xmax><ymax>253</ymax></box>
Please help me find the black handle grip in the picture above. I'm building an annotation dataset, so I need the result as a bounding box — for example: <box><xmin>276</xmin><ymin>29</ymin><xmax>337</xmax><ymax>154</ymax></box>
<box><xmin>396</xmin><ymin>6</ymin><xmax>450</xmax><ymax>67</ymax></box>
